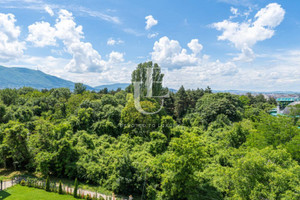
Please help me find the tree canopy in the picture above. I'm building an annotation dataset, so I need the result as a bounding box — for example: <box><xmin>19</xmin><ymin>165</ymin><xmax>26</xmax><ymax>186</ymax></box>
<box><xmin>0</xmin><ymin>62</ymin><xmax>299</xmax><ymax>199</ymax></box>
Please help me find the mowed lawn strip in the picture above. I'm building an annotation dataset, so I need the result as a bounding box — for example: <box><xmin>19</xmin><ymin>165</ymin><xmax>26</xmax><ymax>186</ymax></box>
<box><xmin>0</xmin><ymin>185</ymin><xmax>77</xmax><ymax>200</ymax></box>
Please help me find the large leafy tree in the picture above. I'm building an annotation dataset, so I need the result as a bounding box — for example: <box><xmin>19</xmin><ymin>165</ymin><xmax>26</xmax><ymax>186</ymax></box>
<box><xmin>160</xmin><ymin>132</ymin><xmax>209</xmax><ymax>200</ymax></box>
<box><xmin>0</xmin><ymin>88</ymin><xmax>18</xmax><ymax>105</ymax></box>
<box><xmin>289</xmin><ymin>104</ymin><xmax>300</xmax><ymax>125</ymax></box>
<box><xmin>174</xmin><ymin>86</ymin><xmax>188</xmax><ymax>121</ymax></box>
<box><xmin>0</xmin><ymin>121</ymin><xmax>30</xmax><ymax>169</ymax></box>
<box><xmin>121</xmin><ymin>94</ymin><xmax>161</xmax><ymax>137</ymax></box>
<box><xmin>230</xmin><ymin>148</ymin><xmax>299</xmax><ymax>199</ymax></box>
<box><xmin>0</xmin><ymin>103</ymin><xmax>6</xmax><ymax>123</ymax></box>
<box><xmin>74</xmin><ymin>83</ymin><xmax>87</xmax><ymax>95</ymax></box>
<box><xmin>195</xmin><ymin>93</ymin><xmax>243</xmax><ymax>127</ymax></box>
<box><xmin>246</xmin><ymin>113</ymin><xmax>299</xmax><ymax>148</ymax></box>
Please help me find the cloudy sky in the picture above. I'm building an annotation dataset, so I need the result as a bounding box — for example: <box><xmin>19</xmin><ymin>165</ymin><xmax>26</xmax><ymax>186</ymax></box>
<box><xmin>0</xmin><ymin>0</ymin><xmax>300</xmax><ymax>91</ymax></box>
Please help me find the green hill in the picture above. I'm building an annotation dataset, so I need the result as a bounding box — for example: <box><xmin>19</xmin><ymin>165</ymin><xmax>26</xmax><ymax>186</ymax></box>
<box><xmin>0</xmin><ymin>66</ymin><xmax>92</xmax><ymax>90</ymax></box>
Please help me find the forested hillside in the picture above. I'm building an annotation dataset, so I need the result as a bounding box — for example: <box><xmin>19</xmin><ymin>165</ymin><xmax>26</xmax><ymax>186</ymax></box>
<box><xmin>0</xmin><ymin>66</ymin><xmax>76</xmax><ymax>90</ymax></box>
<box><xmin>0</xmin><ymin>62</ymin><xmax>299</xmax><ymax>200</ymax></box>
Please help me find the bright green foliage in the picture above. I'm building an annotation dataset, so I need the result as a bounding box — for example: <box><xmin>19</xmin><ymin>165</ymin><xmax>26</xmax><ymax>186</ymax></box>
<box><xmin>174</xmin><ymin>85</ymin><xmax>188</xmax><ymax>120</ymax></box>
<box><xmin>289</xmin><ymin>104</ymin><xmax>300</xmax><ymax>125</ymax></box>
<box><xmin>230</xmin><ymin>148</ymin><xmax>299</xmax><ymax>199</ymax></box>
<box><xmin>74</xmin><ymin>83</ymin><xmax>86</xmax><ymax>95</ymax></box>
<box><xmin>51</xmin><ymin>88</ymin><xmax>71</xmax><ymax>101</ymax></box>
<box><xmin>0</xmin><ymin>121</ymin><xmax>30</xmax><ymax>169</ymax></box>
<box><xmin>148</xmin><ymin>131</ymin><xmax>168</xmax><ymax>155</ymax></box>
<box><xmin>0</xmin><ymin>88</ymin><xmax>18</xmax><ymax>105</ymax></box>
<box><xmin>0</xmin><ymin>62</ymin><xmax>299</xmax><ymax>200</ymax></box>
<box><xmin>14</xmin><ymin>106</ymin><xmax>33</xmax><ymax>122</ymax></box>
<box><xmin>0</xmin><ymin>103</ymin><xmax>6</xmax><ymax>123</ymax></box>
<box><xmin>92</xmin><ymin>119</ymin><xmax>118</xmax><ymax>137</ymax></box>
<box><xmin>160</xmin><ymin>132</ymin><xmax>208</xmax><ymax>200</ymax></box>
<box><xmin>239</xmin><ymin>95</ymin><xmax>251</xmax><ymax>106</ymax></box>
<box><xmin>185</xmin><ymin>88</ymin><xmax>205</xmax><ymax>113</ymax></box>
<box><xmin>196</xmin><ymin>93</ymin><xmax>243</xmax><ymax>127</ymax></box>
<box><xmin>246</xmin><ymin>113</ymin><xmax>299</xmax><ymax>148</ymax></box>
<box><xmin>285</xmin><ymin>133</ymin><xmax>300</xmax><ymax>162</ymax></box>
<box><xmin>121</xmin><ymin>94</ymin><xmax>161</xmax><ymax>137</ymax></box>
<box><xmin>20</xmin><ymin>179</ymin><xmax>26</xmax><ymax>186</ymax></box>
<box><xmin>160</xmin><ymin>116</ymin><xmax>175</xmax><ymax>140</ymax></box>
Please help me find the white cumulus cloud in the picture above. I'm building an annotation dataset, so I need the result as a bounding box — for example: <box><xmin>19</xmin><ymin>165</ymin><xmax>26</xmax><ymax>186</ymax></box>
<box><xmin>145</xmin><ymin>15</ymin><xmax>158</xmax><ymax>30</ymax></box>
<box><xmin>151</xmin><ymin>36</ymin><xmax>202</xmax><ymax>67</ymax></box>
<box><xmin>27</xmin><ymin>21</ymin><xmax>56</xmax><ymax>47</ymax></box>
<box><xmin>150</xmin><ymin>36</ymin><xmax>238</xmax><ymax>89</ymax></box>
<box><xmin>148</xmin><ymin>32</ymin><xmax>159</xmax><ymax>39</ymax></box>
<box><xmin>54</xmin><ymin>9</ymin><xmax>106</xmax><ymax>73</ymax></box>
<box><xmin>212</xmin><ymin>3</ymin><xmax>285</xmax><ymax>62</ymax></box>
<box><xmin>0</xmin><ymin>13</ymin><xmax>25</xmax><ymax>62</ymax></box>
<box><xmin>26</xmin><ymin>9</ymin><xmax>126</xmax><ymax>73</ymax></box>
<box><xmin>187</xmin><ymin>39</ymin><xmax>203</xmax><ymax>55</ymax></box>
<box><xmin>108</xmin><ymin>51</ymin><xmax>124</xmax><ymax>63</ymax></box>
<box><xmin>254</xmin><ymin>3</ymin><xmax>285</xmax><ymax>28</ymax></box>
<box><xmin>107</xmin><ymin>38</ymin><xmax>124</xmax><ymax>46</ymax></box>
<box><xmin>230</xmin><ymin>7</ymin><xmax>238</xmax><ymax>15</ymax></box>
<box><xmin>45</xmin><ymin>5</ymin><xmax>54</xmax><ymax>16</ymax></box>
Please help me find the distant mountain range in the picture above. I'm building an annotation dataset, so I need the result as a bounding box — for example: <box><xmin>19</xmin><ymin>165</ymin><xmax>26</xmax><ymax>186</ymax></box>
<box><xmin>0</xmin><ymin>66</ymin><xmax>128</xmax><ymax>91</ymax></box>
<box><xmin>213</xmin><ymin>90</ymin><xmax>300</xmax><ymax>95</ymax></box>
<box><xmin>0</xmin><ymin>66</ymin><xmax>299</xmax><ymax>94</ymax></box>
<box><xmin>94</xmin><ymin>83</ymin><xmax>129</xmax><ymax>91</ymax></box>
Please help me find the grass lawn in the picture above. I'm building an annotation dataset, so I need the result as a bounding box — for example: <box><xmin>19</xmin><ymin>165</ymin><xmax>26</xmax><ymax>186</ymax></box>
<box><xmin>0</xmin><ymin>185</ymin><xmax>77</xmax><ymax>200</ymax></box>
<box><xmin>0</xmin><ymin>169</ymin><xmax>140</xmax><ymax>199</ymax></box>
<box><xmin>0</xmin><ymin>168</ymin><xmax>111</xmax><ymax>195</ymax></box>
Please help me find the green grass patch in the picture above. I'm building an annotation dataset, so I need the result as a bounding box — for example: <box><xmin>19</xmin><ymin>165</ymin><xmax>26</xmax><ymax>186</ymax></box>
<box><xmin>0</xmin><ymin>185</ymin><xmax>77</xmax><ymax>200</ymax></box>
<box><xmin>0</xmin><ymin>169</ymin><xmax>112</xmax><ymax>196</ymax></box>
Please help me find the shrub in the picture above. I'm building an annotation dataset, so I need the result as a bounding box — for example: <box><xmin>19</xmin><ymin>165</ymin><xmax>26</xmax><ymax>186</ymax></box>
<box><xmin>45</xmin><ymin>176</ymin><xmax>50</xmax><ymax>192</ymax></box>
<box><xmin>59</xmin><ymin>181</ymin><xmax>63</xmax><ymax>194</ymax></box>
<box><xmin>20</xmin><ymin>179</ymin><xmax>26</xmax><ymax>186</ymax></box>
<box><xmin>85</xmin><ymin>193</ymin><xmax>92</xmax><ymax>200</ymax></box>
<box><xmin>73</xmin><ymin>178</ymin><xmax>78</xmax><ymax>198</ymax></box>
<box><xmin>27</xmin><ymin>178</ymin><xmax>33</xmax><ymax>187</ymax></box>
<box><xmin>51</xmin><ymin>183</ymin><xmax>56</xmax><ymax>192</ymax></box>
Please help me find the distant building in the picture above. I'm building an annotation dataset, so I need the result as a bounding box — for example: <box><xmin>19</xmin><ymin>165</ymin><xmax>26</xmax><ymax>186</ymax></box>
<box><xmin>276</xmin><ymin>97</ymin><xmax>300</xmax><ymax>115</ymax></box>
<box><xmin>270</xmin><ymin>98</ymin><xmax>300</xmax><ymax>129</ymax></box>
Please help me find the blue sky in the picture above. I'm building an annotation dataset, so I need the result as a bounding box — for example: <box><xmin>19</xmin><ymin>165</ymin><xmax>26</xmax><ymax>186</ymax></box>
<box><xmin>0</xmin><ymin>0</ymin><xmax>300</xmax><ymax>91</ymax></box>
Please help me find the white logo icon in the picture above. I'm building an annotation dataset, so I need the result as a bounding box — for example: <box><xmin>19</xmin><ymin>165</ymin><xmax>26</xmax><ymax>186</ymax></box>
<box><xmin>133</xmin><ymin>68</ymin><xmax>169</xmax><ymax>115</ymax></box>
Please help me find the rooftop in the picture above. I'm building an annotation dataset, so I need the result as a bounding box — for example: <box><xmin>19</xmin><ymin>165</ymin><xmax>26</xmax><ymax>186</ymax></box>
<box><xmin>276</xmin><ymin>97</ymin><xmax>300</xmax><ymax>102</ymax></box>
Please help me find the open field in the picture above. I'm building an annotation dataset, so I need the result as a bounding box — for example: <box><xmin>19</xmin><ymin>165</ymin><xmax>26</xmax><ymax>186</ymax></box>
<box><xmin>0</xmin><ymin>185</ymin><xmax>77</xmax><ymax>200</ymax></box>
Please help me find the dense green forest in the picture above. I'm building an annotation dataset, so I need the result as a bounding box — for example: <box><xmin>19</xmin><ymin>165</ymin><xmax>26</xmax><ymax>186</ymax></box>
<box><xmin>0</xmin><ymin>62</ymin><xmax>299</xmax><ymax>200</ymax></box>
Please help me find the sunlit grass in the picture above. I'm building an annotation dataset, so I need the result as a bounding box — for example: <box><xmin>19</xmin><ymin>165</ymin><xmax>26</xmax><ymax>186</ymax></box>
<box><xmin>0</xmin><ymin>185</ymin><xmax>77</xmax><ymax>200</ymax></box>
